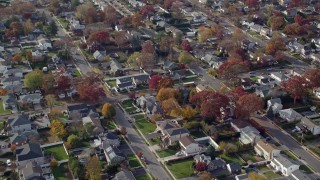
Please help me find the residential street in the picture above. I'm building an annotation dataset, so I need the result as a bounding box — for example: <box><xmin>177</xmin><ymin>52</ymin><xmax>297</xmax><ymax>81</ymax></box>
<box><xmin>253</xmin><ymin>115</ymin><xmax>320</xmax><ymax>173</ymax></box>
<box><xmin>113</xmin><ymin>107</ymin><xmax>172</xmax><ymax>180</ymax></box>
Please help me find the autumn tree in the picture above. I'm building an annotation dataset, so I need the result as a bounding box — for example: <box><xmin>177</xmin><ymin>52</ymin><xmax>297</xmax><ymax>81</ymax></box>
<box><xmin>181</xmin><ymin>106</ymin><xmax>197</xmax><ymax>119</ymax></box>
<box><xmin>127</xmin><ymin>52</ymin><xmax>141</xmax><ymax>66</ymax></box>
<box><xmin>198</xmin><ymin>26</ymin><xmax>213</xmax><ymax>42</ymax></box>
<box><xmin>199</xmin><ymin>171</ymin><xmax>213</xmax><ymax>180</ymax></box>
<box><xmin>159</xmin><ymin>36</ymin><xmax>174</xmax><ymax>53</ymax></box>
<box><xmin>246</xmin><ymin>0</ymin><xmax>259</xmax><ymax>8</ymax></box>
<box><xmin>248</xmin><ymin>172</ymin><xmax>267</xmax><ymax>180</ymax></box>
<box><xmin>141</xmin><ymin>41</ymin><xmax>155</xmax><ymax>54</ymax></box>
<box><xmin>24</xmin><ymin>70</ymin><xmax>44</xmax><ymax>90</ymax></box>
<box><xmin>50</xmin><ymin>120</ymin><xmax>67</xmax><ymax>139</ymax></box>
<box><xmin>50</xmin><ymin>159</ymin><xmax>58</xmax><ymax>168</ymax></box>
<box><xmin>281</xmin><ymin>76</ymin><xmax>310</xmax><ymax>104</ymax></box>
<box><xmin>231</xmin><ymin>28</ymin><xmax>246</xmax><ymax>47</ymax></box>
<box><xmin>12</xmin><ymin>53</ymin><xmax>22</xmax><ymax>63</ymax></box>
<box><xmin>218</xmin><ymin>60</ymin><xmax>250</xmax><ymax>80</ymax></box>
<box><xmin>102</xmin><ymin>103</ymin><xmax>116</xmax><ymax>118</ymax></box>
<box><xmin>178</xmin><ymin>51</ymin><xmax>195</xmax><ymax>64</ymax></box>
<box><xmin>23</xmin><ymin>19</ymin><xmax>34</xmax><ymax>35</ymax></box>
<box><xmin>0</xmin><ymin>88</ymin><xmax>7</xmax><ymax>96</ymax></box>
<box><xmin>268</xmin><ymin>15</ymin><xmax>285</xmax><ymax>30</ymax></box>
<box><xmin>42</xmin><ymin>74</ymin><xmax>55</xmax><ymax>93</ymax></box>
<box><xmin>303</xmin><ymin>69</ymin><xmax>320</xmax><ymax>88</ymax></box>
<box><xmin>149</xmin><ymin>75</ymin><xmax>162</xmax><ymax>90</ymax></box>
<box><xmin>195</xmin><ymin>162</ymin><xmax>207</xmax><ymax>172</ymax></box>
<box><xmin>137</xmin><ymin>52</ymin><xmax>156</xmax><ymax>70</ymax></box>
<box><xmin>158</xmin><ymin>77</ymin><xmax>174</xmax><ymax>90</ymax></box>
<box><xmin>235</xmin><ymin>94</ymin><xmax>264</xmax><ymax>119</ymax></box>
<box><xmin>156</xmin><ymin>88</ymin><xmax>180</xmax><ymax>102</ymax></box>
<box><xmin>265</xmin><ymin>35</ymin><xmax>286</xmax><ymax>55</ymax></box>
<box><xmin>86</xmin><ymin>156</ymin><xmax>101</xmax><ymax>180</ymax></box>
<box><xmin>67</xmin><ymin>134</ymin><xmax>79</xmax><ymax>148</ymax></box>
<box><xmin>104</xmin><ymin>6</ymin><xmax>117</xmax><ymax>25</ymax></box>
<box><xmin>76</xmin><ymin>2</ymin><xmax>94</xmax><ymax>22</ymax></box>
<box><xmin>139</xmin><ymin>5</ymin><xmax>155</xmax><ymax>17</ymax></box>
<box><xmin>113</xmin><ymin>31</ymin><xmax>129</xmax><ymax>48</ymax></box>
<box><xmin>45</xmin><ymin>94</ymin><xmax>57</xmax><ymax>110</ymax></box>
<box><xmin>162</xmin><ymin>98</ymin><xmax>180</xmax><ymax>114</ymax></box>
<box><xmin>180</xmin><ymin>40</ymin><xmax>192</xmax><ymax>52</ymax></box>
<box><xmin>219</xmin><ymin>141</ymin><xmax>238</xmax><ymax>155</ymax></box>
<box><xmin>119</xmin><ymin>126</ymin><xmax>127</xmax><ymax>135</ymax></box>
<box><xmin>283</xmin><ymin>23</ymin><xmax>306</xmax><ymax>36</ymax></box>
<box><xmin>56</xmin><ymin>75</ymin><xmax>71</xmax><ymax>91</ymax></box>
<box><xmin>211</xmin><ymin>23</ymin><xmax>224</xmax><ymax>40</ymax></box>
<box><xmin>119</xmin><ymin>16</ymin><xmax>132</xmax><ymax>28</ymax></box>
<box><xmin>294</xmin><ymin>14</ymin><xmax>308</xmax><ymax>26</ymax></box>
<box><xmin>163</xmin><ymin>0</ymin><xmax>174</xmax><ymax>9</ymax></box>
<box><xmin>131</xmin><ymin>13</ymin><xmax>143</xmax><ymax>28</ymax></box>
<box><xmin>87</xmin><ymin>31</ymin><xmax>109</xmax><ymax>45</ymax></box>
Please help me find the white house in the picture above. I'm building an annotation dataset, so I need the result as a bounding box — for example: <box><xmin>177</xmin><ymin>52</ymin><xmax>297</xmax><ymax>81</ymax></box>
<box><xmin>37</xmin><ymin>36</ymin><xmax>52</xmax><ymax>50</ymax></box>
<box><xmin>278</xmin><ymin>108</ymin><xmax>303</xmax><ymax>122</ymax></box>
<box><xmin>254</xmin><ymin>139</ymin><xmax>280</xmax><ymax>160</ymax></box>
<box><xmin>300</xmin><ymin>117</ymin><xmax>320</xmax><ymax>135</ymax></box>
<box><xmin>267</xmin><ymin>98</ymin><xmax>283</xmax><ymax>115</ymax></box>
<box><xmin>239</xmin><ymin>126</ymin><xmax>261</xmax><ymax>145</ymax></box>
<box><xmin>179</xmin><ymin>136</ymin><xmax>202</xmax><ymax>156</ymax></box>
<box><xmin>270</xmin><ymin>154</ymin><xmax>299</xmax><ymax>176</ymax></box>
<box><xmin>313</xmin><ymin>87</ymin><xmax>320</xmax><ymax>99</ymax></box>
<box><xmin>288</xmin><ymin>170</ymin><xmax>312</xmax><ymax>180</ymax></box>
<box><xmin>270</xmin><ymin>72</ymin><xmax>290</xmax><ymax>84</ymax></box>
<box><xmin>7</xmin><ymin>114</ymin><xmax>32</xmax><ymax>134</ymax></box>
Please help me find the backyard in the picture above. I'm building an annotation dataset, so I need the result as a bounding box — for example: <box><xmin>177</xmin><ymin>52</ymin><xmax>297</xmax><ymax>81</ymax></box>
<box><xmin>127</xmin><ymin>154</ymin><xmax>142</xmax><ymax>168</ymax></box>
<box><xmin>219</xmin><ymin>154</ymin><xmax>245</xmax><ymax>166</ymax></box>
<box><xmin>157</xmin><ymin>149</ymin><xmax>176</xmax><ymax>158</ymax></box>
<box><xmin>166</xmin><ymin>159</ymin><xmax>194</xmax><ymax>179</ymax></box>
<box><xmin>0</xmin><ymin>101</ymin><xmax>11</xmax><ymax>115</ymax></box>
<box><xmin>101</xmin><ymin>120</ymin><xmax>117</xmax><ymax>130</ymax></box>
<box><xmin>106</xmin><ymin>80</ymin><xmax>116</xmax><ymax>88</ymax></box>
<box><xmin>52</xmin><ymin>164</ymin><xmax>69</xmax><ymax>180</ymax></box>
<box><xmin>121</xmin><ymin>99</ymin><xmax>138</xmax><ymax>113</ymax></box>
<box><xmin>237</xmin><ymin>150</ymin><xmax>258</xmax><ymax>163</ymax></box>
<box><xmin>44</xmin><ymin>144</ymin><xmax>68</xmax><ymax>161</ymax></box>
<box><xmin>134</xmin><ymin>115</ymin><xmax>156</xmax><ymax>134</ymax></box>
<box><xmin>262</xmin><ymin>171</ymin><xmax>282</xmax><ymax>179</ymax></box>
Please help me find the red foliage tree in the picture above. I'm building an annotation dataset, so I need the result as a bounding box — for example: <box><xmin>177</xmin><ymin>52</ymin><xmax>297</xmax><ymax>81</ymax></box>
<box><xmin>228</xmin><ymin>86</ymin><xmax>248</xmax><ymax>101</ymax></box>
<box><xmin>141</xmin><ymin>41</ymin><xmax>155</xmax><ymax>54</ymax></box>
<box><xmin>294</xmin><ymin>14</ymin><xmax>307</xmax><ymax>26</ymax></box>
<box><xmin>77</xmin><ymin>83</ymin><xmax>105</xmax><ymax>102</ymax></box>
<box><xmin>195</xmin><ymin>162</ymin><xmax>207</xmax><ymax>172</ymax></box>
<box><xmin>218</xmin><ymin>60</ymin><xmax>250</xmax><ymax>79</ymax></box>
<box><xmin>158</xmin><ymin>77</ymin><xmax>174</xmax><ymax>90</ymax></box>
<box><xmin>180</xmin><ymin>40</ymin><xmax>192</xmax><ymax>52</ymax></box>
<box><xmin>281</xmin><ymin>76</ymin><xmax>309</xmax><ymax>104</ymax></box>
<box><xmin>246</xmin><ymin>0</ymin><xmax>259</xmax><ymax>8</ymax></box>
<box><xmin>190</xmin><ymin>91</ymin><xmax>230</xmax><ymax>121</ymax></box>
<box><xmin>140</xmin><ymin>5</ymin><xmax>155</xmax><ymax>17</ymax></box>
<box><xmin>303</xmin><ymin>69</ymin><xmax>320</xmax><ymax>89</ymax></box>
<box><xmin>87</xmin><ymin>31</ymin><xmax>109</xmax><ymax>44</ymax></box>
<box><xmin>119</xmin><ymin>16</ymin><xmax>132</xmax><ymax>28</ymax></box>
<box><xmin>163</xmin><ymin>0</ymin><xmax>174</xmax><ymax>9</ymax></box>
<box><xmin>235</xmin><ymin>94</ymin><xmax>264</xmax><ymax>119</ymax></box>
<box><xmin>149</xmin><ymin>75</ymin><xmax>162</xmax><ymax>90</ymax></box>
<box><xmin>56</xmin><ymin>75</ymin><xmax>71</xmax><ymax>91</ymax></box>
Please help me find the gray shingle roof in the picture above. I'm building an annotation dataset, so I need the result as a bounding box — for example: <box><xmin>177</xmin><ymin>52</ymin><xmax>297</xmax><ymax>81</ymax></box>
<box><xmin>165</xmin><ymin>127</ymin><xmax>189</xmax><ymax>136</ymax></box>
<box><xmin>273</xmin><ymin>154</ymin><xmax>296</xmax><ymax>168</ymax></box>
<box><xmin>8</xmin><ymin>114</ymin><xmax>31</xmax><ymax>127</ymax></box>
<box><xmin>16</xmin><ymin>143</ymin><xmax>43</xmax><ymax>161</ymax></box>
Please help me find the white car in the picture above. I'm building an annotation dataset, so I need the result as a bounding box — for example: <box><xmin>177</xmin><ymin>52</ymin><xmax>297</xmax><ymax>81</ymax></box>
<box><xmin>6</xmin><ymin>159</ymin><xmax>12</xmax><ymax>166</ymax></box>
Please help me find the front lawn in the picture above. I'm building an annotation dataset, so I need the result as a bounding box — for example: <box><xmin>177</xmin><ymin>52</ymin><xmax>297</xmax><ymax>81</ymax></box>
<box><xmin>157</xmin><ymin>149</ymin><xmax>176</xmax><ymax>158</ymax></box>
<box><xmin>44</xmin><ymin>145</ymin><xmax>68</xmax><ymax>161</ymax></box>
<box><xmin>135</xmin><ymin>118</ymin><xmax>156</xmax><ymax>134</ymax></box>
<box><xmin>149</xmin><ymin>137</ymin><xmax>161</xmax><ymax>145</ymax></box>
<box><xmin>73</xmin><ymin>69</ymin><xmax>81</xmax><ymax>77</ymax></box>
<box><xmin>219</xmin><ymin>154</ymin><xmax>245</xmax><ymax>165</ymax></box>
<box><xmin>281</xmin><ymin>150</ymin><xmax>298</xmax><ymax>160</ymax></box>
<box><xmin>127</xmin><ymin>154</ymin><xmax>142</xmax><ymax>168</ymax></box>
<box><xmin>103</xmin><ymin>120</ymin><xmax>117</xmax><ymax>129</ymax></box>
<box><xmin>121</xmin><ymin>100</ymin><xmax>137</xmax><ymax>113</ymax></box>
<box><xmin>135</xmin><ymin>175</ymin><xmax>150</xmax><ymax>180</ymax></box>
<box><xmin>0</xmin><ymin>101</ymin><xmax>11</xmax><ymax>115</ymax></box>
<box><xmin>262</xmin><ymin>171</ymin><xmax>282</xmax><ymax>179</ymax></box>
<box><xmin>166</xmin><ymin>159</ymin><xmax>194</xmax><ymax>179</ymax></box>
<box><xmin>52</xmin><ymin>164</ymin><xmax>69</xmax><ymax>180</ymax></box>
<box><xmin>106</xmin><ymin>80</ymin><xmax>116</xmax><ymax>87</ymax></box>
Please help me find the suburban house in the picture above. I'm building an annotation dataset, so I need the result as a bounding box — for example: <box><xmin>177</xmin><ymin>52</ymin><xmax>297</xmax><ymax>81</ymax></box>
<box><xmin>37</xmin><ymin>35</ymin><xmax>52</xmax><ymax>50</ymax></box>
<box><xmin>157</xmin><ymin>121</ymin><xmax>189</xmax><ymax>145</ymax></box>
<box><xmin>235</xmin><ymin>174</ymin><xmax>248</xmax><ymax>180</ymax></box>
<box><xmin>1</xmin><ymin>76</ymin><xmax>22</xmax><ymax>86</ymax></box>
<box><xmin>107</xmin><ymin>59</ymin><xmax>123</xmax><ymax>76</ymax></box>
<box><xmin>113</xmin><ymin>170</ymin><xmax>136</xmax><ymax>180</ymax></box>
<box><xmin>95</xmin><ymin>132</ymin><xmax>120</xmax><ymax>147</ymax></box>
<box><xmin>239</xmin><ymin>126</ymin><xmax>261</xmax><ymax>145</ymax></box>
<box><xmin>19</xmin><ymin>161</ymin><xmax>53</xmax><ymax>180</ymax></box>
<box><xmin>102</xmin><ymin>141</ymin><xmax>125</xmax><ymax>165</ymax></box>
<box><xmin>254</xmin><ymin>139</ymin><xmax>280</xmax><ymax>160</ymax></box>
<box><xmin>270</xmin><ymin>72</ymin><xmax>290</xmax><ymax>84</ymax></box>
<box><xmin>116</xmin><ymin>77</ymin><xmax>135</xmax><ymax>92</ymax></box>
<box><xmin>136</xmin><ymin>95</ymin><xmax>163</xmax><ymax>115</ymax></box>
<box><xmin>67</xmin><ymin>103</ymin><xmax>96</xmax><ymax>119</ymax></box>
<box><xmin>179</xmin><ymin>136</ymin><xmax>203</xmax><ymax>156</ymax></box>
<box><xmin>288</xmin><ymin>169</ymin><xmax>312</xmax><ymax>180</ymax></box>
<box><xmin>278</xmin><ymin>109</ymin><xmax>303</xmax><ymax>122</ymax></box>
<box><xmin>93</xmin><ymin>50</ymin><xmax>106</xmax><ymax>61</ymax></box>
<box><xmin>10</xmin><ymin>131</ymin><xmax>38</xmax><ymax>146</ymax></box>
<box><xmin>194</xmin><ymin>154</ymin><xmax>211</xmax><ymax>164</ymax></box>
<box><xmin>132</xmin><ymin>74</ymin><xmax>150</xmax><ymax>87</ymax></box>
<box><xmin>82</xmin><ymin>115</ymin><xmax>104</xmax><ymax>136</ymax></box>
<box><xmin>16</xmin><ymin>143</ymin><xmax>45</xmax><ymax>167</ymax></box>
<box><xmin>267</xmin><ymin>98</ymin><xmax>283</xmax><ymax>115</ymax></box>
<box><xmin>18</xmin><ymin>93</ymin><xmax>43</xmax><ymax>106</ymax></box>
<box><xmin>227</xmin><ymin>162</ymin><xmax>241</xmax><ymax>175</ymax></box>
<box><xmin>270</xmin><ymin>154</ymin><xmax>299</xmax><ymax>176</ymax></box>
<box><xmin>313</xmin><ymin>87</ymin><xmax>320</xmax><ymax>99</ymax></box>
<box><xmin>300</xmin><ymin>117</ymin><xmax>320</xmax><ymax>135</ymax></box>
<box><xmin>7</xmin><ymin>114</ymin><xmax>32</xmax><ymax>134</ymax></box>
<box><xmin>2</xmin><ymin>93</ymin><xmax>17</xmax><ymax>110</ymax></box>
<box><xmin>163</xmin><ymin>60</ymin><xmax>178</xmax><ymax>71</ymax></box>
<box><xmin>208</xmin><ymin>158</ymin><xmax>227</xmax><ymax>171</ymax></box>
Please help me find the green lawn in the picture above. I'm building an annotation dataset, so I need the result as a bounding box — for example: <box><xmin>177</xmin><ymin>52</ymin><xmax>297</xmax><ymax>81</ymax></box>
<box><xmin>31</xmin><ymin>62</ymin><xmax>47</xmax><ymax>70</ymax></box>
<box><xmin>121</xmin><ymin>100</ymin><xmax>137</xmax><ymax>113</ymax></box>
<box><xmin>149</xmin><ymin>137</ymin><xmax>161</xmax><ymax>145</ymax></box>
<box><xmin>157</xmin><ymin>149</ymin><xmax>176</xmax><ymax>158</ymax></box>
<box><xmin>127</xmin><ymin>154</ymin><xmax>142</xmax><ymax>168</ymax></box>
<box><xmin>257</xmin><ymin>166</ymin><xmax>270</xmax><ymax>172</ymax></box>
<box><xmin>300</xmin><ymin>165</ymin><xmax>313</xmax><ymax>174</ymax></box>
<box><xmin>52</xmin><ymin>164</ymin><xmax>68</xmax><ymax>180</ymax></box>
<box><xmin>219</xmin><ymin>154</ymin><xmax>245</xmax><ymax>165</ymax></box>
<box><xmin>103</xmin><ymin>120</ymin><xmax>117</xmax><ymax>129</ymax></box>
<box><xmin>73</xmin><ymin>69</ymin><xmax>81</xmax><ymax>77</ymax></box>
<box><xmin>77</xmin><ymin>141</ymin><xmax>90</xmax><ymax>148</ymax></box>
<box><xmin>0</xmin><ymin>121</ymin><xmax>4</xmax><ymax>129</ymax></box>
<box><xmin>262</xmin><ymin>171</ymin><xmax>282</xmax><ymax>179</ymax></box>
<box><xmin>238</xmin><ymin>151</ymin><xmax>257</xmax><ymax>163</ymax></box>
<box><xmin>135</xmin><ymin>118</ymin><xmax>156</xmax><ymax>134</ymax></box>
<box><xmin>190</xmin><ymin>131</ymin><xmax>207</xmax><ymax>138</ymax></box>
<box><xmin>0</xmin><ymin>101</ymin><xmax>11</xmax><ymax>115</ymax></box>
<box><xmin>181</xmin><ymin>77</ymin><xmax>199</xmax><ymax>83</ymax></box>
<box><xmin>48</xmin><ymin>52</ymin><xmax>57</xmax><ymax>57</ymax></box>
<box><xmin>166</xmin><ymin>159</ymin><xmax>194</xmax><ymax>179</ymax></box>
<box><xmin>135</xmin><ymin>175</ymin><xmax>150</xmax><ymax>180</ymax></box>
<box><xmin>107</xmin><ymin>80</ymin><xmax>116</xmax><ymax>87</ymax></box>
<box><xmin>44</xmin><ymin>145</ymin><xmax>68</xmax><ymax>161</ymax></box>
<box><xmin>281</xmin><ymin>150</ymin><xmax>298</xmax><ymax>160</ymax></box>
<box><xmin>58</xmin><ymin>18</ymin><xmax>69</xmax><ymax>29</ymax></box>
<box><xmin>133</xmin><ymin>114</ymin><xmax>145</xmax><ymax>120</ymax></box>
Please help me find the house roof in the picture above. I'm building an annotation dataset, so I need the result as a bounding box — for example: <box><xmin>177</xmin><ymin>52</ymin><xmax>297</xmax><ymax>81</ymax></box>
<box><xmin>179</xmin><ymin>136</ymin><xmax>196</xmax><ymax>147</ymax></box>
<box><xmin>19</xmin><ymin>93</ymin><xmax>42</xmax><ymax>102</ymax></box>
<box><xmin>273</xmin><ymin>154</ymin><xmax>296</xmax><ymax>168</ymax></box>
<box><xmin>133</xmin><ymin>74</ymin><xmax>149</xmax><ymax>83</ymax></box>
<box><xmin>231</xmin><ymin>120</ymin><xmax>250</xmax><ymax>130</ymax></box>
<box><xmin>110</xmin><ymin>59</ymin><xmax>122</xmax><ymax>73</ymax></box>
<box><xmin>67</xmin><ymin>103</ymin><xmax>88</xmax><ymax>112</ymax></box>
<box><xmin>113</xmin><ymin>170</ymin><xmax>136</xmax><ymax>180</ymax></box>
<box><xmin>157</xmin><ymin>121</ymin><xmax>179</xmax><ymax>130</ymax></box>
<box><xmin>165</xmin><ymin>127</ymin><xmax>189</xmax><ymax>136</ymax></box>
<box><xmin>21</xmin><ymin>161</ymin><xmax>43</xmax><ymax>179</ymax></box>
<box><xmin>279</xmin><ymin>108</ymin><xmax>302</xmax><ymax>120</ymax></box>
<box><xmin>10</xmin><ymin>131</ymin><xmax>38</xmax><ymax>145</ymax></box>
<box><xmin>117</xmin><ymin>81</ymin><xmax>134</xmax><ymax>88</ymax></box>
<box><xmin>288</xmin><ymin>170</ymin><xmax>312</xmax><ymax>180</ymax></box>
<box><xmin>267</xmin><ymin>98</ymin><xmax>282</xmax><ymax>106</ymax></box>
<box><xmin>2</xmin><ymin>93</ymin><xmax>17</xmax><ymax>104</ymax></box>
<box><xmin>117</xmin><ymin>77</ymin><xmax>132</xmax><ymax>84</ymax></box>
<box><xmin>211</xmin><ymin>158</ymin><xmax>226</xmax><ymax>167</ymax></box>
<box><xmin>16</xmin><ymin>143</ymin><xmax>43</xmax><ymax>161</ymax></box>
<box><xmin>8</xmin><ymin>114</ymin><xmax>31</xmax><ymax>127</ymax></box>
<box><xmin>228</xmin><ymin>162</ymin><xmax>241</xmax><ymax>172</ymax></box>
<box><xmin>301</xmin><ymin>117</ymin><xmax>317</xmax><ymax>129</ymax></box>
<box><xmin>256</xmin><ymin>139</ymin><xmax>277</xmax><ymax>153</ymax></box>
<box><xmin>1</xmin><ymin>76</ymin><xmax>22</xmax><ymax>83</ymax></box>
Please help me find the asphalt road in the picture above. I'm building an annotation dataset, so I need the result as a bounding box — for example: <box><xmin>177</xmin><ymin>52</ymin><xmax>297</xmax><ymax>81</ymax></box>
<box><xmin>253</xmin><ymin>115</ymin><xmax>320</xmax><ymax>173</ymax></box>
<box><xmin>113</xmin><ymin>107</ymin><xmax>172</xmax><ymax>180</ymax></box>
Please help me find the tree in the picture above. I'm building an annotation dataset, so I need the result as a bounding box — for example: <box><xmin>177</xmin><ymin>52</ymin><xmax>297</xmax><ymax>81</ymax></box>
<box><xmin>137</xmin><ymin>151</ymin><xmax>143</xmax><ymax>159</ymax></box>
<box><xmin>283</xmin><ymin>23</ymin><xmax>306</xmax><ymax>36</ymax></box>
<box><xmin>25</xmin><ymin>51</ymin><xmax>34</xmax><ymax>62</ymax></box>
<box><xmin>76</xmin><ymin>75</ymin><xmax>105</xmax><ymax>102</ymax></box>
<box><xmin>9</xmin><ymin>172</ymin><xmax>19</xmax><ymax>180</ymax></box>
<box><xmin>131</xmin><ymin>13</ymin><xmax>143</xmax><ymax>28</ymax></box>
<box><xmin>119</xmin><ymin>126</ymin><xmax>127</xmax><ymax>135</ymax></box>
<box><xmin>178</xmin><ymin>51</ymin><xmax>195</xmax><ymax>64</ymax></box>
<box><xmin>303</xmin><ymin>69</ymin><xmax>320</xmax><ymax>88</ymax></box>
<box><xmin>149</xmin><ymin>75</ymin><xmax>162</xmax><ymax>90</ymax></box>
<box><xmin>141</xmin><ymin>41</ymin><xmax>155</xmax><ymax>54</ymax></box>
<box><xmin>281</xmin><ymin>76</ymin><xmax>309</xmax><ymax>104</ymax></box>
<box><xmin>199</xmin><ymin>171</ymin><xmax>213</xmax><ymax>180</ymax></box>
<box><xmin>158</xmin><ymin>77</ymin><xmax>174</xmax><ymax>90</ymax></box>
<box><xmin>42</xmin><ymin>74</ymin><xmax>55</xmax><ymax>92</ymax></box>
<box><xmin>294</xmin><ymin>14</ymin><xmax>307</xmax><ymax>26</ymax></box>
<box><xmin>0</xmin><ymin>88</ymin><xmax>7</xmax><ymax>96</ymax></box>
<box><xmin>156</xmin><ymin>88</ymin><xmax>179</xmax><ymax>102</ymax></box>
<box><xmin>71</xmin><ymin>0</ymin><xmax>80</xmax><ymax>8</ymax></box>
<box><xmin>45</xmin><ymin>94</ymin><xmax>57</xmax><ymax>110</ymax></box>
<box><xmin>180</xmin><ymin>40</ymin><xmax>192</xmax><ymax>52</ymax></box>
<box><xmin>10</xmin><ymin>144</ymin><xmax>17</xmax><ymax>152</ymax></box>
<box><xmin>219</xmin><ymin>141</ymin><xmax>238</xmax><ymax>155</ymax></box>
<box><xmin>198</xmin><ymin>26</ymin><xmax>213</xmax><ymax>42</ymax></box>
<box><xmin>23</xmin><ymin>19</ymin><xmax>34</xmax><ymax>35</ymax></box>
<box><xmin>113</xmin><ymin>31</ymin><xmax>128</xmax><ymax>48</ymax></box>
<box><xmin>104</xmin><ymin>6</ymin><xmax>117</xmax><ymax>25</ymax></box>
<box><xmin>10</xmin><ymin>21</ymin><xmax>23</xmax><ymax>35</ymax></box>
<box><xmin>159</xmin><ymin>36</ymin><xmax>174</xmax><ymax>53</ymax></box>
<box><xmin>181</xmin><ymin>106</ymin><xmax>197</xmax><ymax>119</ymax></box>
<box><xmin>50</xmin><ymin>159</ymin><xmax>58</xmax><ymax>168</ymax></box>
<box><xmin>195</xmin><ymin>162</ymin><xmax>207</xmax><ymax>172</ymax></box>
<box><xmin>86</xmin><ymin>156</ymin><xmax>101</xmax><ymax>180</ymax></box>
<box><xmin>57</xmin><ymin>75</ymin><xmax>71</xmax><ymax>91</ymax></box>
<box><xmin>102</xmin><ymin>103</ymin><xmax>116</xmax><ymax>118</ymax></box>
<box><xmin>248</xmin><ymin>172</ymin><xmax>267</xmax><ymax>180</ymax></box>
<box><xmin>48</xmin><ymin>21</ymin><xmax>58</xmax><ymax>35</ymax></box>
<box><xmin>67</xmin><ymin>134</ymin><xmax>79</xmax><ymax>148</ymax></box>
<box><xmin>265</xmin><ymin>35</ymin><xmax>286</xmax><ymax>55</ymax></box>
<box><xmin>87</xmin><ymin>31</ymin><xmax>109</xmax><ymax>45</ymax></box>
<box><xmin>50</xmin><ymin>120</ymin><xmax>67</xmax><ymax>139</ymax></box>
<box><xmin>235</xmin><ymin>94</ymin><xmax>264</xmax><ymax>119</ymax></box>
<box><xmin>12</xmin><ymin>53</ymin><xmax>22</xmax><ymax>63</ymax></box>
<box><xmin>127</xmin><ymin>52</ymin><xmax>141</xmax><ymax>66</ymax></box>
<box><xmin>24</xmin><ymin>70</ymin><xmax>43</xmax><ymax>90</ymax></box>
<box><xmin>162</xmin><ymin>98</ymin><xmax>180</xmax><ymax>114</ymax></box>
<box><xmin>139</xmin><ymin>5</ymin><xmax>155</xmax><ymax>17</ymax></box>
<box><xmin>76</xmin><ymin>2</ymin><xmax>93</xmax><ymax>21</ymax></box>
<box><xmin>246</xmin><ymin>0</ymin><xmax>259</xmax><ymax>8</ymax></box>
<box><xmin>119</xmin><ymin>16</ymin><xmax>132</xmax><ymax>28</ymax></box>
<box><xmin>218</xmin><ymin>60</ymin><xmax>250</xmax><ymax>80</ymax></box>
<box><xmin>268</xmin><ymin>15</ymin><xmax>285</xmax><ymax>30</ymax></box>
<box><xmin>137</xmin><ymin>52</ymin><xmax>156</xmax><ymax>70</ymax></box>
<box><xmin>163</xmin><ymin>0</ymin><xmax>174</xmax><ymax>9</ymax></box>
